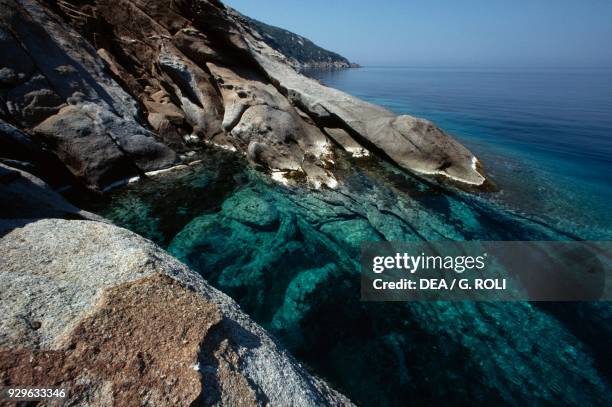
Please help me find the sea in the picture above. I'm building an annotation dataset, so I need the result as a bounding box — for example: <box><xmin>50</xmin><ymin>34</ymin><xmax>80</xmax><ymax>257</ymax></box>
<box><xmin>88</xmin><ymin>66</ymin><xmax>612</xmax><ymax>406</ymax></box>
<box><xmin>306</xmin><ymin>66</ymin><xmax>612</xmax><ymax>240</ymax></box>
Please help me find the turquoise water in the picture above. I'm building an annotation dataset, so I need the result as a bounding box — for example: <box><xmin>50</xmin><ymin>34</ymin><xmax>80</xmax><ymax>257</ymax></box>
<box><xmin>90</xmin><ymin>68</ymin><xmax>612</xmax><ymax>406</ymax></box>
<box><xmin>307</xmin><ymin>67</ymin><xmax>612</xmax><ymax>240</ymax></box>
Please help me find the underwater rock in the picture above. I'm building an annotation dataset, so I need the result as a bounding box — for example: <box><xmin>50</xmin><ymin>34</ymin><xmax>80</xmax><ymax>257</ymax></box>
<box><xmin>222</xmin><ymin>188</ymin><xmax>279</xmax><ymax>229</ymax></box>
<box><xmin>320</xmin><ymin>218</ymin><xmax>382</xmax><ymax>256</ymax></box>
<box><xmin>152</xmin><ymin>160</ymin><xmax>610</xmax><ymax>407</ymax></box>
<box><xmin>271</xmin><ymin>263</ymin><xmax>339</xmax><ymax>348</ymax></box>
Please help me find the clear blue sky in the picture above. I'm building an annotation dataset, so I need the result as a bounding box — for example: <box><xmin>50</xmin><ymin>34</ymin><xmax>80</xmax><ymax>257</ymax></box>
<box><xmin>223</xmin><ymin>0</ymin><xmax>612</xmax><ymax>67</ymax></box>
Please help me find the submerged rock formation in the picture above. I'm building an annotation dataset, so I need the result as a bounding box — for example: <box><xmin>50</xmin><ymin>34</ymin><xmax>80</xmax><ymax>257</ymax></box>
<box><xmin>0</xmin><ymin>0</ymin><xmax>487</xmax><ymax>192</ymax></box>
<box><xmin>97</xmin><ymin>151</ymin><xmax>612</xmax><ymax>407</ymax></box>
<box><xmin>0</xmin><ymin>164</ymin><xmax>352</xmax><ymax>406</ymax></box>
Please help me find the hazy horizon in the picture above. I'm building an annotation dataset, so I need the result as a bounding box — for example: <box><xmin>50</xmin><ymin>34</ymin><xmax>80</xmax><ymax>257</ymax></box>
<box><xmin>224</xmin><ymin>0</ymin><xmax>612</xmax><ymax>68</ymax></box>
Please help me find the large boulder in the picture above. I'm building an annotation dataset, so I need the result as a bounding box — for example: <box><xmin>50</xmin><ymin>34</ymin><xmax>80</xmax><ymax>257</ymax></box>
<box><xmin>33</xmin><ymin>105</ymin><xmax>140</xmax><ymax>190</ymax></box>
<box><xmin>33</xmin><ymin>104</ymin><xmax>177</xmax><ymax>190</ymax></box>
<box><xmin>0</xmin><ymin>219</ymin><xmax>352</xmax><ymax>406</ymax></box>
<box><xmin>365</xmin><ymin>115</ymin><xmax>484</xmax><ymax>184</ymax></box>
<box><xmin>232</xmin><ymin>21</ymin><xmax>488</xmax><ymax>187</ymax></box>
<box><xmin>0</xmin><ymin>166</ymin><xmax>352</xmax><ymax>406</ymax></box>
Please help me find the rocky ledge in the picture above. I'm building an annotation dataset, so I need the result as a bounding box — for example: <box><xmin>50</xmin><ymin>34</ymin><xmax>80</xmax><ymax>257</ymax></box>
<box><xmin>0</xmin><ymin>163</ymin><xmax>352</xmax><ymax>406</ymax></box>
<box><xmin>0</xmin><ymin>0</ymin><xmax>488</xmax><ymax>192</ymax></box>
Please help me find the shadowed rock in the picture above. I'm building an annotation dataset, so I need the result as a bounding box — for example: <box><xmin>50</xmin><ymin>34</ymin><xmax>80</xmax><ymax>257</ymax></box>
<box><xmin>0</xmin><ymin>163</ymin><xmax>101</xmax><ymax>227</ymax></box>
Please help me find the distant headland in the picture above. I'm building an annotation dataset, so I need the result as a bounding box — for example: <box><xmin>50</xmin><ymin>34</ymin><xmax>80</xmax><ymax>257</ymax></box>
<box><xmin>237</xmin><ymin>11</ymin><xmax>360</xmax><ymax>69</ymax></box>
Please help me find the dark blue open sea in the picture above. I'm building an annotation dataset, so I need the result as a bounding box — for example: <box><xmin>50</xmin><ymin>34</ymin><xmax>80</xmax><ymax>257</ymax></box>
<box><xmin>307</xmin><ymin>66</ymin><xmax>612</xmax><ymax>239</ymax></box>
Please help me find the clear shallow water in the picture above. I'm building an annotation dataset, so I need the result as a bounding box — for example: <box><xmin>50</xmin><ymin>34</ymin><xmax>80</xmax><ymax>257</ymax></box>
<box><xmin>306</xmin><ymin>67</ymin><xmax>612</xmax><ymax>239</ymax></box>
<box><xmin>88</xmin><ymin>149</ymin><xmax>611</xmax><ymax>406</ymax></box>
<box><xmin>88</xmin><ymin>68</ymin><xmax>612</xmax><ymax>406</ymax></box>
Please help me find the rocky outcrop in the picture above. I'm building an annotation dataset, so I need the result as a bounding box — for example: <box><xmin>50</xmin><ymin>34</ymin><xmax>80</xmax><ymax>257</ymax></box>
<box><xmin>0</xmin><ymin>3</ymin><xmax>608</xmax><ymax>406</ymax></box>
<box><xmin>0</xmin><ymin>0</ymin><xmax>178</xmax><ymax>191</ymax></box>
<box><xmin>235</xmin><ymin>35</ymin><xmax>487</xmax><ymax>186</ymax></box>
<box><xmin>0</xmin><ymin>165</ymin><xmax>352</xmax><ymax>406</ymax></box>
<box><xmin>0</xmin><ymin>0</ymin><xmax>488</xmax><ymax>193</ymax></box>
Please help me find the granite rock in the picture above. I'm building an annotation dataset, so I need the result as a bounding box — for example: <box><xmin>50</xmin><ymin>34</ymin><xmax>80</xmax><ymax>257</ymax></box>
<box><xmin>0</xmin><ymin>167</ymin><xmax>353</xmax><ymax>406</ymax></box>
<box><xmin>0</xmin><ymin>0</ymin><xmax>489</xmax><ymax>192</ymax></box>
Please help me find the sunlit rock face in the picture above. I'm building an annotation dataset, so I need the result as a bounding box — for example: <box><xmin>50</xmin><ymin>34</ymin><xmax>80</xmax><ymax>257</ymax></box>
<box><xmin>96</xmin><ymin>150</ymin><xmax>611</xmax><ymax>407</ymax></box>
<box><xmin>1</xmin><ymin>0</ymin><xmax>488</xmax><ymax>192</ymax></box>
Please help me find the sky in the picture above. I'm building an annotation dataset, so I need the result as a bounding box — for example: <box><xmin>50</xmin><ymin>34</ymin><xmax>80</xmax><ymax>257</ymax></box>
<box><xmin>223</xmin><ymin>0</ymin><xmax>612</xmax><ymax>67</ymax></box>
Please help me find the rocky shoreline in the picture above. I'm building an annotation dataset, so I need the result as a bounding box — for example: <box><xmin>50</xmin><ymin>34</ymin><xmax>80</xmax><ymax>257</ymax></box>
<box><xmin>236</xmin><ymin>11</ymin><xmax>359</xmax><ymax>70</ymax></box>
<box><xmin>298</xmin><ymin>62</ymin><xmax>361</xmax><ymax>70</ymax></box>
<box><xmin>1</xmin><ymin>0</ymin><xmax>487</xmax><ymax>193</ymax></box>
<box><xmin>1</xmin><ymin>0</ymin><xmax>493</xmax><ymax>404</ymax></box>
